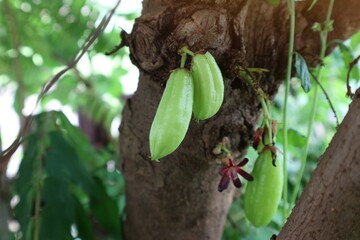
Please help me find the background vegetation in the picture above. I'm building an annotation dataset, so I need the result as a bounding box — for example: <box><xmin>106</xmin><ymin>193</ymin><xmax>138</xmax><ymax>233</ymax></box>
<box><xmin>0</xmin><ymin>0</ymin><xmax>359</xmax><ymax>239</ymax></box>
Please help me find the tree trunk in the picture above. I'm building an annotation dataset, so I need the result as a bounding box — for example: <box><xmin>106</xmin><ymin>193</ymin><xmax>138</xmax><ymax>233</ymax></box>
<box><xmin>277</xmin><ymin>88</ymin><xmax>360</xmax><ymax>239</ymax></box>
<box><xmin>119</xmin><ymin>0</ymin><xmax>360</xmax><ymax>239</ymax></box>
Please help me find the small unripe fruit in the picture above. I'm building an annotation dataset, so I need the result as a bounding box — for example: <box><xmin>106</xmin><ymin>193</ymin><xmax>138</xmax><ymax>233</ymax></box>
<box><xmin>191</xmin><ymin>52</ymin><xmax>224</xmax><ymax>120</ymax></box>
<box><xmin>149</xmin><ymin>68</ymin><xmax>193</xmax><ymax>161</ymax></box>
<box><xmin>244</xmin><ymin>149</ymin><xmax>284</xmax><ymax>227</ymax></box>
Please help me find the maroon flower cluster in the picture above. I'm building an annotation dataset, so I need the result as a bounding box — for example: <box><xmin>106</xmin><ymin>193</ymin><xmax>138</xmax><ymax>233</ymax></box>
<box><xmin>218</xmin><ymin>157</ymin><xmax>253</xmax><ymax>192</ymax></box>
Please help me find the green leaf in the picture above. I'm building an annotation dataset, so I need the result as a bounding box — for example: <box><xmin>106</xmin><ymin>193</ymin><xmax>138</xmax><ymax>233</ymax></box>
<box><xmin>45</xmin><ymin>131</ymin><xmax>95</xmax><ymax>195</ymax></box>
<box><xmin>288</xmin><ymin>129</ymin><xmax>306</xmax><ymax>147</ymax></box>
<box><xmin>90</xmin><ymin>177</ymin><xmax>122</xmax><ymax>239</ymax></box>
<box><xmin>14</xmin><ymin>134</ymin><xmax>44</xmax><ymax>236</ymax></box>
<box><xmin>331</xmin><ymin>40</ymin><xmax>353</xmax><ymax>64</ymax></box>
<box><xmin>74</xmin><ymin>196</ymin><xmax>94</xmax><ymax>240</ymax></box>
<box><xmin>13</xmin><ymin>189</ymin><xmax>34</xmax><ymax>239</ymax></box>
<box><xmin>329</xmin><ymin>40</ymin><xmax>360</xmax><ymax>80</ymax></box>
<box><xmin>294</xmin><ymin>52</ymin><xmax>312</xmax><ymax>93</ymax></box>
<box><xmin>55</xmin><ymin>111</ymin><xmax>101</xmax><ymax>169</ymax></box>
<box><xmin>350</xmin><ymin>31</ymin><xmax>360</xmax><ymax>50</ymax></box>
<box><xmin>14</xmin><ymin>134</ymin><xmax>39</xmax><ymax>197</ymax></box>
<box><xmin>40</xmin><ymin>177</ymin><xmax>74</xmax><ymax>240</ymax></box>
<box><xmin>323</xmin><ymin>20</ymin><xmax>334</xmax><ymax>32</ymax></box>
<box><xmin>277</xmin><ymin>128</ymin><xmax>306</xmax><ymax>147</ymax></box>
<box><xmin>311</xmin><ymin>22</ymin><xmax>321</xmax><ymax>32</ymax></box>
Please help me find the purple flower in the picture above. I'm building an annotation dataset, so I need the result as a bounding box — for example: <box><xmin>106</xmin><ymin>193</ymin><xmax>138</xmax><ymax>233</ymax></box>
<box><xmin>218</xmin><ymin>157</ymin><xmax>253</xmax><ymax>192</ymax></box>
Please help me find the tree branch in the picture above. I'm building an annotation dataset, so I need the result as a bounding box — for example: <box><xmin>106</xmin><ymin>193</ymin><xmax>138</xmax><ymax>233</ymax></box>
<box><xmin>277</xmin><ymin>88</ymin><xmax>360</xmax><ymax>239</ymax></box>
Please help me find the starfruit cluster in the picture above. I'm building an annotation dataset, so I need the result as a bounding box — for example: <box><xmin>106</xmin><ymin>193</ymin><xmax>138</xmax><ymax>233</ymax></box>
<box><xmin>149</xmin><ymin>47</ymin><xmax>224</xmax><ymax>161</ymax></box>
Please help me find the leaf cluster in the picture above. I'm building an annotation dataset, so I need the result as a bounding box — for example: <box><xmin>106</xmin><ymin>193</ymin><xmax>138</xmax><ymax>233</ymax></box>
<box><xmin>13</xmin><ymin>111</ymin><xmax>124</xmax><ymax>240</ymax></box>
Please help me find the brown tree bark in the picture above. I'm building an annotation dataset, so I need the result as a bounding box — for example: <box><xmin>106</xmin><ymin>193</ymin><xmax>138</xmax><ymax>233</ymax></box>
<box><xmin>277</xmin><ymin>88</ymin><xmax>360</xmax><ymax>239</ymax></box>
<box><xmin>119</xmin><ymin>0</ymin><xmax>360</xmax><ymax>239</ymax></box>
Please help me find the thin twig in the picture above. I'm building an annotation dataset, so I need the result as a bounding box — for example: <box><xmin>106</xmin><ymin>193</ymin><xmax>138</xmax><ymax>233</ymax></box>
<box><xmin>309</xmin><ymin>70</ymin><xmax>340</xmax><ymax>127</ymax></box>
<box><xmin>105</xmin><ymin>29</ymin><xmax>127</xmax><ymax>56</ymax></box>
<box><xmin>346</xmin><ymin>54</ymin><xmax>360</xmax><ymax>99</ymax></box>
<box><xmin>0</xmin><ymin>0</ymin><xmax>122</xmax><ymax>174</ymax></box>
<box><xmin>283</xmin><ymin>0</ymin><xmax>295</xmax><ymax>219</ymax></box>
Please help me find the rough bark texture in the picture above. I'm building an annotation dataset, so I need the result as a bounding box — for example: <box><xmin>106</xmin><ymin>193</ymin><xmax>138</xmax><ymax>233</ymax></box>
<box><xmin>277</xmin><ymin>89</ymin><xmax>360</xmax><ymax>240</ymax></box>
<box><xmin>119</xmin><ymin>0</ymin><xmax>360</xmax><ymax>239</ymax></box>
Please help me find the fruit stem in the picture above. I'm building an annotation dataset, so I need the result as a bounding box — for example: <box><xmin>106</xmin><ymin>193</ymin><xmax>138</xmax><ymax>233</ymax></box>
<box><xmin>260</xmin><ymin>97</ymin><xmax>273</xmax><ymax>146</ymax></box>
<box><xmin>180</xmin><ymin>52</ymin><xmax>187</xmax><ymax>68</ymax></box>
<box><xmin>282</xmin><ymin>0</ymin><xmax>296</xmax><ymax>222</ymax></box>
<box><xmin>179</xmin><ymin>46</ymin><xmax>195</xmax><ymax>57</ymax></box>
<box><xmin>239</xmin><ymin>67</ymin><xmax>273</xmax><ymax>154</ymax></box>
<box><xmin>221</xmin><ymin>145</ymin><xmax>232</xmax><ymax>156</ymax></box>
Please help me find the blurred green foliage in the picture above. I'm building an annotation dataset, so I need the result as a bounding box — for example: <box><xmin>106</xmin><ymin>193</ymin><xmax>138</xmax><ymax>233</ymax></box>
<box><xmin>0</xmin><ymin>0</ymin><xmax>138</xmax><ymax>239</ymax></box>
<box><xmin>13</xmin><ymin>111</ymin><xmax>123</xmax><ymax>240</ymax></box>
<box><xmin>0</xmin><ymin>0</ymin><xmax>132</xmax><ymax>129</ymax></box>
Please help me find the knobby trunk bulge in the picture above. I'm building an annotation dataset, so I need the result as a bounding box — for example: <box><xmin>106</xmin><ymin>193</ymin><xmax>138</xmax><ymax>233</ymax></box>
<box><xmin>118</xmin><ymin>0</ymin><xmax>360</xmax><ymax>239</ymax></box>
